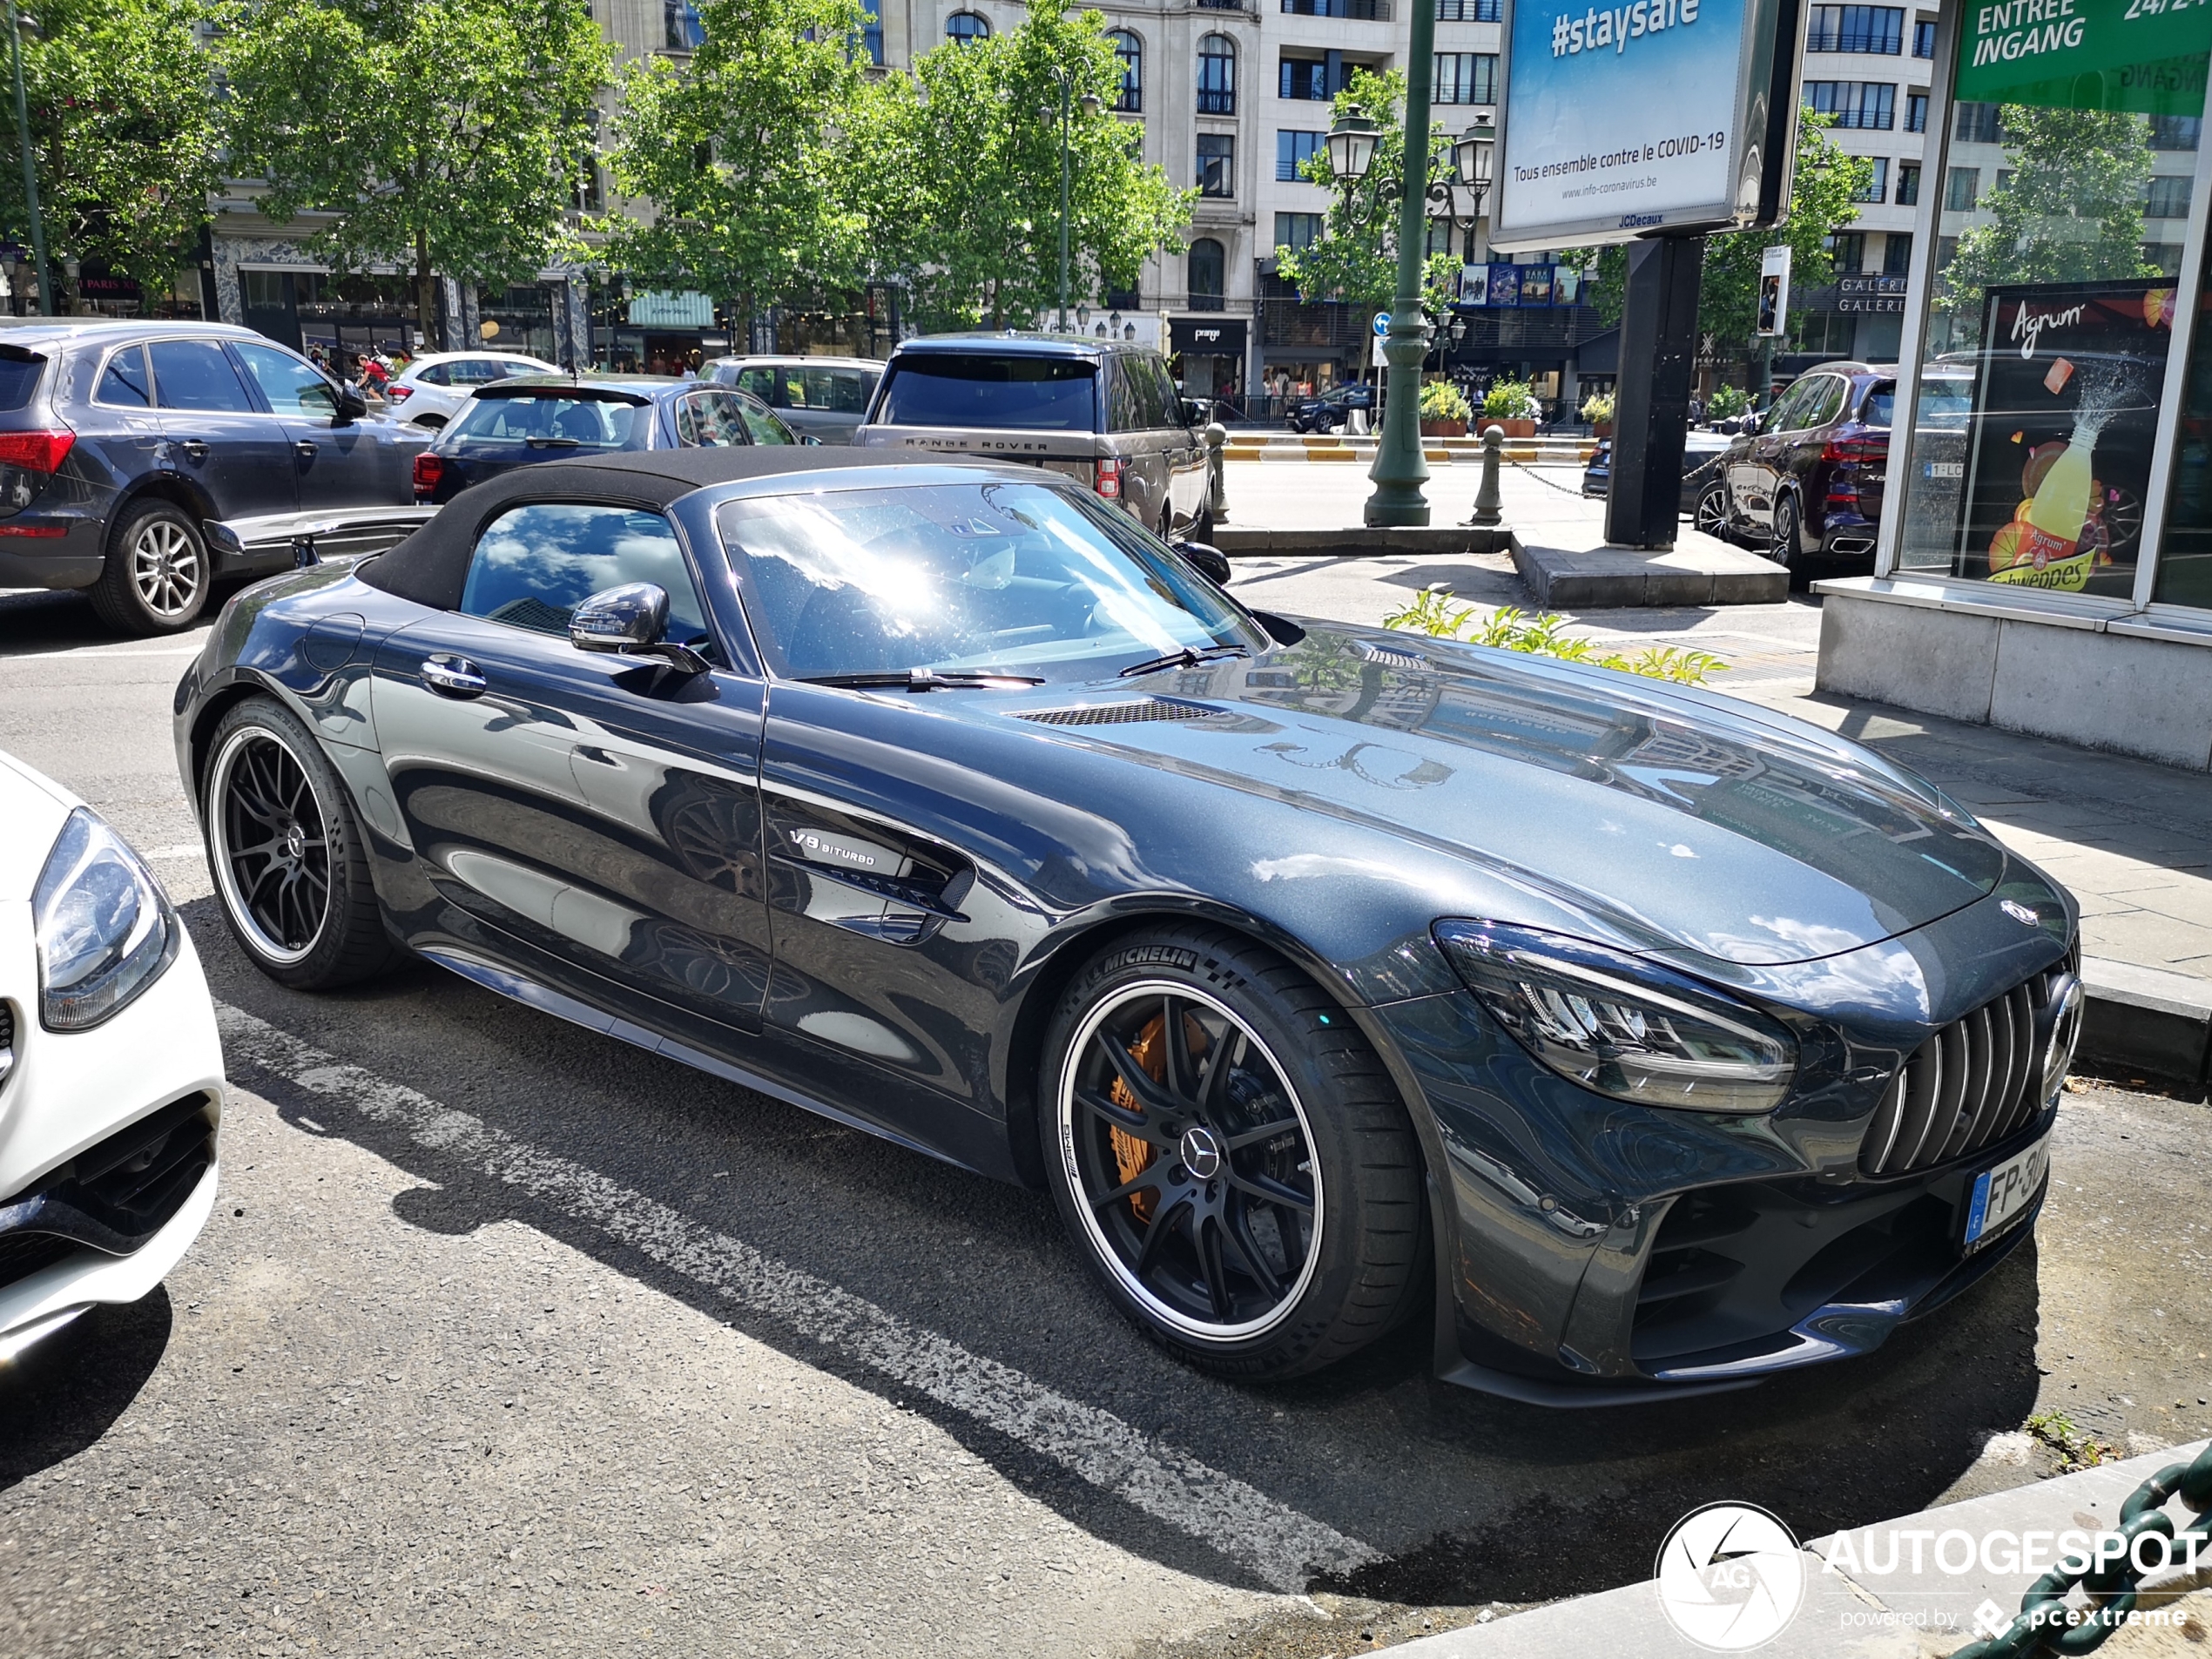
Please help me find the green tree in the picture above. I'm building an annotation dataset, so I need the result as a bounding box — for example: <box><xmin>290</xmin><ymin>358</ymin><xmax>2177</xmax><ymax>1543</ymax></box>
<box><xmin>1590</xmin><ymin>111</ymin><xmax>1872</xmax><ymax>356</ymax></box>
<box><xmin>220</xmin><ymin>0</ymin><xmax>610</xmax><ymax>342</ymax></box>
<box><xmin>1273</xmin><ymin>67</ymin><xmax>1458</xmax><ymax>351</ymax></box>
<box><xmin>1939</xmin><ymin>105</ymin><xmax>2160</xmax><ymax>344</ymax></box>
<box><xmin>868</xmin><ymin>0</ymin><xmax>1190</xmax><ymax>331</ymax></box>
<box><xmin>0</xmin><ymin>0</ymin><xmax>225</xmax><ymax>305</ymax></box>
<box><xmin>600</xmin><ymin>0</ymin><xmax>876</xmax><ymax>327</ymax></box>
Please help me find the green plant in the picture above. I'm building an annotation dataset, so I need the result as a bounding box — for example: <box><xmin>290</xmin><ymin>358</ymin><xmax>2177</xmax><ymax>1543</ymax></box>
<box><xmin>1420</xmin><ymin>380</ymin><xmax>1473</xmax><ymax>423</ymax></box>
<box><xmin>2026</xmin><ymin>1411</ymin><xmax>2116</xmax><ymax>1474</ymax></box>
<box><xmin>1481</xmin><ymin>380</ymin><xmax>1540</xmax><ymax>422</ymax></box>
<box><xmin>1707</xmin><ymin>384</ymin><xmax>1752</xmax><ymax>420</ymax></box>
<box><xmin>1380</xmin><ymin>589</ymin><xmax>1729</xmax><ymax>685</ymax></box>
<box><xmin>1578</xmin><ymin>392</ymin><xmax>1615</xmax><ymax>424</ymax></box>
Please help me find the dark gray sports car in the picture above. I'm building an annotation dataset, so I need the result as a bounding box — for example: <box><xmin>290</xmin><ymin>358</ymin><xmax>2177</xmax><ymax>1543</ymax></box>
<box><xmin>174</xmin><ymin>448</ymin><xmax>2083</xmax><ymax>1402</ymax></box>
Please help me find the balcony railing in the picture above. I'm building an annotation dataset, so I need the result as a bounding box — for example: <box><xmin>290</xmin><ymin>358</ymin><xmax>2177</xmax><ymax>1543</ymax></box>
<box><xmin>1197</xmin><ymin>0</ymin><xmax>1245</xmax><ymax>10</ymax></box>
<box><xmin>1282</xmin><ymin>0</ymin><xmax>1391</xmax><ymax>18</ymax></box>
<box><xmin>1197</xmin><ymin>89</ymin><xmax>1236</xmax><ymax>114</ymax></box>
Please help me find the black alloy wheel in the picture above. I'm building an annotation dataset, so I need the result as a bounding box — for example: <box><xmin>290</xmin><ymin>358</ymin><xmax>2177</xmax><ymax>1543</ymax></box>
<box><xmin>1694</xmin><ymin>481</ymin><xmax>1733</xmax><ymax>543</ymax></box>
<box><xmin>1043</xmin><ymin>926</ymin><xmax>1426</xmax><ymax>1379</ymax></box>
<box><xmin>205</xmin><ymin>697</ymin><xmax>397</xmax><ymax>989</ymax></box>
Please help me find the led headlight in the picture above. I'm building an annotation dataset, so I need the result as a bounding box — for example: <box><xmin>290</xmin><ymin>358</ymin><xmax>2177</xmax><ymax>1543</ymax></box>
<box><xmin>32</xmin><ymin>807</ymin><xmax>179</xmax><ymax>1031</ymax></box>
<box><xmin>1435</xmin><ymin>921</ymin><xmax>1797</xmax><ymax>1114</ymax></box>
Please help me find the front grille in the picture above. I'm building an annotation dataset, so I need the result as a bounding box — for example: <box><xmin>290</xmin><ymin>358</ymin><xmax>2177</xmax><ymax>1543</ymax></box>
<box><xmin>1859</xmin><ymin>958</ymin><xmax>2072</xmax><ymax>1177</ymax></box>
<box><xmin>1015</xmin><ymin>697</ymin><xmax>1225</xmax><ymax>727</ymax></box>
<box><xmin>0</xmin><ymin>1092</ymin><xmax>219</xmax><ymax>1258</ymax></box>
<box><xmin>0</xmin><ymin>1231</ymin><xmax>75</xmax><ymax>1290</ymax></box>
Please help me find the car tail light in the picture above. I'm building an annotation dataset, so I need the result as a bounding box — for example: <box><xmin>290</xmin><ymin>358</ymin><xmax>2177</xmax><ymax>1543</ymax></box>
<box><xmin>413</xmin><ymin>452</ymin><xmax>445</xmax><ymax>497</ymax></box>
<box><xmin>1821</xmin><ymin>436</ymin><xmax>1884</xmax><ymax>465</ymax></box>
<box><xmin>0</xmin><ymin>428</ymin><xmax>76</xmax><ymax>473</ymax></box>
<box><xmin>1095</xmin><ymin>456</ymin><xmax>1123</xmax><ymax>500</ymax></box>
<box><xmin>387</xmin><ymin>383</ymin><xmax>414</xmax><ymax>402</ymax></box>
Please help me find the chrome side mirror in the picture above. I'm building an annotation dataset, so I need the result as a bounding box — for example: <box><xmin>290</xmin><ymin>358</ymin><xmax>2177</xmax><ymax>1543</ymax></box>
<box><xmin>570</xmin><ymin>583</ymin><xmax>709</xmax><ymax>674</ymax></box>
<box><xmin>1171</xmin><ymin>539</ymin><xmax>1231</xmax><ymax>585</ymax></box>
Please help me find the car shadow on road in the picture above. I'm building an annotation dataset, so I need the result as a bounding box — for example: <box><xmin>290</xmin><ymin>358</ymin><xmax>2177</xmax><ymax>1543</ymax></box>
<box><xmin>0</xmin><ymin>1291</ymin><xmax>174</xmax><ymax>1495</ymax></box>
<box><xmin>185</xmin><ymin>895</ymin><xmax>2050</xmax><ymax>1607</ymax></box>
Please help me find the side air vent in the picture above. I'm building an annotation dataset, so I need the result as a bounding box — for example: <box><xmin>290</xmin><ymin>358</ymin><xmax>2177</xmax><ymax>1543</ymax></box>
<box><xmin>1358</xmin><ymin>642</ymin><xmax>1426</xmax><ymax>671</ymax></box>
<box><xmin>0</xmin><ymin>999</ymin><xmax>13</xmax><ymax>1086</ymax></box>
<box><xmin>1015</xmin><ymin>698</ymin><xmax>1228</xmax><ymax>727</ymax></box>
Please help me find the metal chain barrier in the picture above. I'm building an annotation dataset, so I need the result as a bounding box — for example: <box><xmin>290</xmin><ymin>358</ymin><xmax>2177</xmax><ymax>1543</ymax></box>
<box><xmin>1493</xmin><ymin>444</ymin><xmax>1730</xmax><ymax>498</ymax></box>
<box><xmin>1949</xmin><ymin>1439</ymin><xmax>2212</xmax><ymax>1657</ymax></box>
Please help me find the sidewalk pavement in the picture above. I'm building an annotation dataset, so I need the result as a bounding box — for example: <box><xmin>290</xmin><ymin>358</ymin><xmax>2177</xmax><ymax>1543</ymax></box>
<box><xmin>1385</xmin><ymin>1439</ymin><xmax>2212</xmax><ymax>1657</ymax></box>
<box><xmin>1222</xmin><ymin>467</ymin><xmax>2212</xmax><ymax>1093</ymax></box>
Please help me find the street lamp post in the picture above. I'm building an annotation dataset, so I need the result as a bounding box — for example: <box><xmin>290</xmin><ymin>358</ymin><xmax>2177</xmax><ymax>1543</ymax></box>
<box><xmin>1042</xmin><ymin>69</ymin><xmax>1102</xmax><ymax>333</ymax></box>
<box><xmin>3</xmin><ymin>0</ymin><xmax>48</xmax><ymax>317</ymax></box>
<box><xmin>1366</xmin><ymin>0</ymin><xmax>1440</xmax><ymax>527</ymax></box>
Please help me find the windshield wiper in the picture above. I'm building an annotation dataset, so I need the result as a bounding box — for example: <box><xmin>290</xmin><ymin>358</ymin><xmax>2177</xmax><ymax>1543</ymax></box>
<box><xmin>799</xmin><ymin>668</ymin><xmax>1047</xmax><ymax>692</ymax></box>
<box><xmin>1116</xmin><ymin>644</ymin><xmax>1251</xmax><ymax>678</ymax></box>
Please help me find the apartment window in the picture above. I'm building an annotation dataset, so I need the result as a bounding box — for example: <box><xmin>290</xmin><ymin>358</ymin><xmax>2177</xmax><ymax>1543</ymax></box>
<box><xmin>1197</xmin><ymin>133</ymin><xmax>1236</xmax><ymax>196</ymax></box>
<box><xmin>664</xmin><ymin>0</ymin><xmax>704</xmax><ymax>49</ymax></box>
<box><xmin>1912</xmin><ymin>17</ymin><xmax>1934</xmax><ymax>54</ymax></box>
<box><xmin>1433</xmin><ymin>52</ymin><xmax>1498</xmax><ymax>105</ymax></box>
<box><xmin>1276</xmin><ymin>212</ymin><xmax>1324</xmax><ymax>251</ymax></box>
<box><xmin>1188</xmin><ymin>238</ymin><xmax>1226</xmax><ymax>309</ymax></box>
<box><xmin>1805</xmin><ymin>5</ymin><xmax>1903</xmax><ymax>52</ymax></box>
<box><xmin>2149</xmin><ymin>114</ymin><xmax>2202</xmax><ymax>151</ymax></box>
<box><xmin>1280</xmin><ymin>55</ymin><xmax>1331</xmax><ymax>100</ymax></box>
<box><xmin>1197</xmin><ymin>35</ymin><xmax>1237</xmax><ymax>114</ymax></box>
<box><xmin>1935</xmin><ymin>234</ymin><xmax>1958</xmax><ymax>270</ymax></box>
<box><xmin>1283</xmin><ymin>0</ymin><xmax>1388</xmax><ymax>15</ymax></box>
<box><xmin>1436</xmin><ymin>0</ymin><xmax>1501</xmax><ymax>17</ymax></box>
<box><xmin>1896</xmin><ymin>162</ymin><xmax>1920</xmax><ymax>205</ymax></box>
<box><xmin>1854</xmin><ymin>157</ymin><xmax>1889</xmax><ymax>201</ymax></box>
<box><xmin>1108</xmin><ymin>30</ymin><xmax>1141</xmax><ymax>112</ymax></box>
<box><xmin>1953</xmin><ymin>100</ymin><xmax>2001</xmax><ymax>142</ymax></box>
<box><xmin>946</xmin><ymin>10</ymin><xmax>989</xmax><ymax>42</ymax></box>
<box><xmin>1804</xmin><ymin>81</ymin><xmax>1895</xmax><ymax>128</ymax></box>
<box><xmin>858</xmin><ymin>0</ymin><xmax>884</xmax><ymax>64</ymax></box>
<box><xmin>1945</xmin><ymin>166</ymin><xmax>1979</xmax><ymax>211</ymax></box>
<box><xmin>1825</xmin><ymin>231</ymin><xmax>1867</xmax><ymax>273</ymax></box>
<box><xmin>2147</xmin><ymin>174</ymin><xmax>2194</xmax><ymax>219</ymax></box>
<box><xmin>1883</xmin><ymin>231</ymin><xmax>1913</xmax><ymax>273</ymax></box>
<box><xmin>1277</xmin><ymin>128</ymin><xmax>1324</xmax><ymax>181</ymax></box>
<box><xmin>2143</xmin><ymin>243</ymin><xmax>2185</xmax><ymax>276</ymax></box>
<box><xmin>1906</xmin><ymin>91</ymin><xmax>1927</xmax><ymax>132</ymax></box>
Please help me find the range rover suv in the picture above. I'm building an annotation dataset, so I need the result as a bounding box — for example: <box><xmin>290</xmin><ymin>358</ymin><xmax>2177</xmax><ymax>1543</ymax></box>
<box><xmin>853</xmin><ymin>334</ymin><xmax>1212</xmax><ymax>542</ymax></box>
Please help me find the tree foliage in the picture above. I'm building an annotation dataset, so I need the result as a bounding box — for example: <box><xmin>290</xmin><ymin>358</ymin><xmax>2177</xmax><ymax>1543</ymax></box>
<box><xmin>867</xmin><ymin>0</ymin><xmax>1190</xmax><ymax>331</ymax></box>
<box><xmin>220</xmin><ymin>0</ymin><xmax>610</xmax><ymax>339</ymax></box>
<box><xmin>1273</xmin><ymin>68</ymin><xmax>1459</xmax><ymax>330</ymax></box>
<box><xmin>1591</xmin><ymin>111</ymin><xmax>1872</xmax><ymax>355</ymax></box>
<box><xmin>0</xmin><ymin>0</ymin><xmax>226</xmax><ymax>301</ymax></box>
<box><xmin>1939</xmin><ymin>105</ymin><xmax>2160</xmax><ymax>343</ymax></box>
<box><xmin>600</xmin><ymin>0</ymin><xmax>875</xmax><ymax>319</ymax></box>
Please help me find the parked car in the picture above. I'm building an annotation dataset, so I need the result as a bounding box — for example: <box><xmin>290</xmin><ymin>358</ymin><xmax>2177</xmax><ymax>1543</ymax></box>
<box><xmin>0</xmin><ymin>319</ymin><xmax>428</xmax><ymax>634</ymax></box>
<box><xmin>179</xmin><ymin>445</ymin><xmax>2081</xmax><ymax>1401</ymax></box>
<box><xmin>1285</xmin><ymin>382</ymin><xmax>1374</xmax><ymax>435</ymax></box>
<box><xmin>1581</xmin><ymin>429</ymin><xmax>1737</xmax><ymax>516</ymax></box>
<box><xmin>0</xmin><ymin>747</ymin><xmax>226</xmax><ymax>1365</ymax></box>
<box><xmin>382</xmin><ymin>350</ymin><xmax>559</xmax><ymax>429</ymax></box>
<box><xmin>853</xmin><ymin>334</ymin><xmax>1211</xmax><ymax>542</ymax></box>
<box><xmin>1701</xmin><ymin>361</ymin><xmax>1894</xmax><ymax>576</ymax></box>
<box><xmin>413</xmin><ymin>374</ymin><xmax>800</xmax><ymax>503</ymax></box>
<box><xmin>705</xmin><ymin>355</ymin><xmax>882</xmax><ymax>444</ymax></box>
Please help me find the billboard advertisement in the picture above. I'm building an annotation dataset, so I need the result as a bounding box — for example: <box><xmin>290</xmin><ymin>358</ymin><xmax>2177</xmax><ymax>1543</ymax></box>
<box><xmin>1489</xmin><ymin>0</ymin><xmax>1804</xmax><ymax>251</ymax></box>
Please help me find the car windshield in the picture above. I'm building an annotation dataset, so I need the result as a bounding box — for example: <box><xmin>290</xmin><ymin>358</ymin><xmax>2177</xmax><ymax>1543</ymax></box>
<box><xmin>717</xmin><ymin>479</ymin><xmax>1259</xmax><ymax>681</ymax></box>
<box><xmin>448</xmin><ymin>393</ymin><xmax>643</xmax><ymax>447</ymax></box>
<box><xmin>876</xmin><ymin>354</ymin><xmax>1098</xmax><ymax>430</ymax></box>
<box><xmin>1917</xmin><ymin>374</ymin><xmax>1974</xmax><ymax>431</ymax></box>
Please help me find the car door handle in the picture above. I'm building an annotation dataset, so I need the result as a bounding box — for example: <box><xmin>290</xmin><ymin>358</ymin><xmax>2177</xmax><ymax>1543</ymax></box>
<box><xmin>294</xmin><ymin>439</ymin><xmax>318</xmax><ymax>462</ymax></box>
<box><xmin>420</xmin><ymin>654</ymin><xmax>487</xmax><ymax>698</ymax></box>
<box><xmin>178</xmin><ymin>439</ymin><xmax>207</xmax><ymax>462</ymax></box>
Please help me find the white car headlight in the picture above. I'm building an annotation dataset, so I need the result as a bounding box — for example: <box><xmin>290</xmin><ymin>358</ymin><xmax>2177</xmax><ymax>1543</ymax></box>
<box><xmin>1436</xmin><ymin>921</ymin><xmax>1799</xmax><ymax>1114</ymax></box>
<box><xmin>32</xmin><ymin>807</ymin><xmax>179</xmax><ymax>1031</ymax></box>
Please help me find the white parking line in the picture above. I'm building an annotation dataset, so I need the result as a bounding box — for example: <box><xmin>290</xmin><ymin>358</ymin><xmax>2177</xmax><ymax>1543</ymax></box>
<box><xmin>214</xmin><ymin>1002</ymin><xmax>1378</xmax><ymax>1592</ymax></box>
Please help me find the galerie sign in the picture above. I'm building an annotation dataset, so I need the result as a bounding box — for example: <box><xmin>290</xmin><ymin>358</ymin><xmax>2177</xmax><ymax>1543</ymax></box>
<box><xmin>1488</xmin><ymin>0</ymin><xmax>1804</xmax><ymax>250</ymax></box>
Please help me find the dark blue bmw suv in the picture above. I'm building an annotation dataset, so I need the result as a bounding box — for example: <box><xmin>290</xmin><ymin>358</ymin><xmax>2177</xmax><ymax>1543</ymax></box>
<box><xmin>0</xmin><ymin>318</ymin><xmax>427</xmax><ymax>634</ymax></box>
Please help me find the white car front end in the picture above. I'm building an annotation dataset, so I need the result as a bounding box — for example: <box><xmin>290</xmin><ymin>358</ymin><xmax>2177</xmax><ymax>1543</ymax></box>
<box><xmin>0</xmin><ymin>752</ymin><xmax>225</xmax><ymax>1362</ymax></box>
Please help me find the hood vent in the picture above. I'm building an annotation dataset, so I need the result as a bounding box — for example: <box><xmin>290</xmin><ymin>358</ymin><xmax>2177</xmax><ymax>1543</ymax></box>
<box><xmin>1015</xmin><ymin>697</ymin><xmax>1228</xmax><ymax>728</ymax></box>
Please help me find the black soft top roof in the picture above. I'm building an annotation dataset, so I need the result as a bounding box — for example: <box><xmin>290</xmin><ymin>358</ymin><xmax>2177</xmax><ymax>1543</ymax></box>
<box><xmin>356</xmin><ymin>448</ymin><xmax>941</xmax><ymax>610</ymax></box>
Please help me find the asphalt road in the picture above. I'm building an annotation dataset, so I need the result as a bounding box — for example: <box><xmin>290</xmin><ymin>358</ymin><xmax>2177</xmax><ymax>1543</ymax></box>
<box><xmin>2</xmin><ymin>581</ymin><xmax>2208</xmax><ymax>1659</ymax></box>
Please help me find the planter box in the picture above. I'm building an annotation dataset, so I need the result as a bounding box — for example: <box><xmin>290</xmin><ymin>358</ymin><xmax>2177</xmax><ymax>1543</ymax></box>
<box><xmin>1592</xmin><ymin>421</ymin><xmax>1614</xmax><ymax>438</ymax></box>
<box><xmin>1483</xmin><ymin>417</ymin><xmax>1538</xmax><ymax>439</ymax></box>
<box><xmin>1420</xmin><ymin>418</ymin><xmax>1468</xmax><ymax>438</ymax></box>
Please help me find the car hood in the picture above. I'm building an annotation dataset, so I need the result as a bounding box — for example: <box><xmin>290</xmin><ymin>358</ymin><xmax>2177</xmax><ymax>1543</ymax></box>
<box><xmin>993</xmin><ymin>624</ymin><xmax>2008</xmax><ymax>968</ymax></box>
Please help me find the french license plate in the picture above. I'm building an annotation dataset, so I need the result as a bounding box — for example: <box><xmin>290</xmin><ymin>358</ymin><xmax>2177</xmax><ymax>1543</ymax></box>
<box><xmin>1963</xmin><ymin>1136</ymin><xmax>2049</xmax><ymax>1251</ymax></box>
<box><xmin>1925</xmin><ymin>460</ymin><xmax>1964</xmax><ymax>479</ymax></box>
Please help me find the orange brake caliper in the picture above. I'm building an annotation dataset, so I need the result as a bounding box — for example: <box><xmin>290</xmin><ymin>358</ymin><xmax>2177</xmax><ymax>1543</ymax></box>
<box><xmin>1108</xmin><ymin>1013</ymin><xmax>1209</xmax><ymax>1226</ymax></box>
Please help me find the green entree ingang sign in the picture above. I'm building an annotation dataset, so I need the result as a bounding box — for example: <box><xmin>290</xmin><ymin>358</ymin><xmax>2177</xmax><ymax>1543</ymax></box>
<box><xmin>1957</xmin><ymin>0</ymin><xmax>2211</xmax><ymax>114</ymax></box>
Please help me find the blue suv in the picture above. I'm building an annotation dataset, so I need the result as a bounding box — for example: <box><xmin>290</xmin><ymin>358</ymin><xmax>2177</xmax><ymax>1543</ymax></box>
<box><xmin>0</xmin><ymin>319</ymin><xmax>427</xmax><ymax>634</ymax></box>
